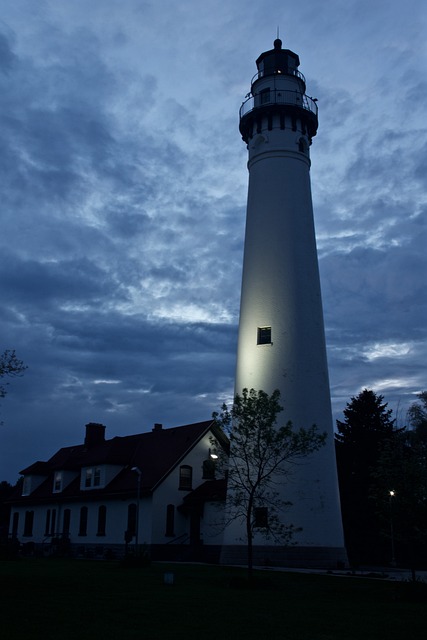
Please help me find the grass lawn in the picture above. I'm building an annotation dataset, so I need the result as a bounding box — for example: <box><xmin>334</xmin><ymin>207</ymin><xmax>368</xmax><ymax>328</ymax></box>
<box><xmin>0</xmin><ymin>558</ymin><xmax>426</xmax><ymax>639</ymax></box>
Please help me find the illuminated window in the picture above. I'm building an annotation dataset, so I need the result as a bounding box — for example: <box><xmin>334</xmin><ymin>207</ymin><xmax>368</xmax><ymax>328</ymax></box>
<box><xmin>257</xmin><ymin>327</ymin><xmax>271</xmax><ymax>345</ymax></box>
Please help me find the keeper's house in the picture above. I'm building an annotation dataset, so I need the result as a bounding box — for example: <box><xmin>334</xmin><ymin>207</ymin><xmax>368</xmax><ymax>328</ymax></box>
<box><xmin>8</xmin><ymin>421</ymin><xmax>227</xmax><ymax>561</ymax></box>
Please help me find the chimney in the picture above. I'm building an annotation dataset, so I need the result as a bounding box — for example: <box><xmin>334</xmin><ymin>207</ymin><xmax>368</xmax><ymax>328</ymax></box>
<box><xmin>84</xmin><ymin>423</ymin><xmax>106</xmax><ymax>448</ymax></box>
<box><xmin>152</xmin><ymin>423</ymin><xmax>163</xmax><ymax>432</ymax></box>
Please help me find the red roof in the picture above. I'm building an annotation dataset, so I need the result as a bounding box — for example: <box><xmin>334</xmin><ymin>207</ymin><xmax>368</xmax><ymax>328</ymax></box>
<box><xmin>14</xmin><ymin>420</ymin><xmax>225</xmax><ymax>503</ymax></box>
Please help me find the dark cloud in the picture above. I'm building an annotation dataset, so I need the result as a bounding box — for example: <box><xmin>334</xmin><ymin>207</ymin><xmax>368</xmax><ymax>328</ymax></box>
<box><xmin>0</xmin><ymin>1</ymin><xmax>426</xmax><ymax>481</ymax></box>
<box><xmin>0</xmin><ymin>253</ymin><xmax>123</xmax><ymax>307</ymax></box>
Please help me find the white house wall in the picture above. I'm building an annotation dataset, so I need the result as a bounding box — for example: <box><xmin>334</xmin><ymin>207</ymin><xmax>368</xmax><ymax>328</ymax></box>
<box><xmin>10</xmin><ymin>428</ymin><xmax>225</xmax><ymax>552</ymax></box>
<box><xmin>150</xmin><ymin>431</ymin><xmax>221</xmax><ymax>546</ymax></box>
<box><xmin>10</xmin><ymin>497</ymin><xmax>152</xmax><ymax>549</ymax></box>
<box><xmin>200</xmin><ymin>502</ymin><xmax>225</xmax><ymax>546</ymax></box>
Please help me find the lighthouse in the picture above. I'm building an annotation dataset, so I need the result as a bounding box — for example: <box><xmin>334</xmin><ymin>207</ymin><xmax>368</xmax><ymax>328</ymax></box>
<box><xmin>221</xmin><ymin>39</ymin><xmax>347</xmax><ymax>567</ymax></box>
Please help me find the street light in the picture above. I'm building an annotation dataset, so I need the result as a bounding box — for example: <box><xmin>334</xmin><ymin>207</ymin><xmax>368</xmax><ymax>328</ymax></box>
<box><xmin>389</xmin><ymin>490</ymin><xmax>396</xmax><ymax>567</ymax></box>
<box><xmin>131</xmin><ymin>467</ymin><xmax>142</xmax><ymax>553</ymax></box>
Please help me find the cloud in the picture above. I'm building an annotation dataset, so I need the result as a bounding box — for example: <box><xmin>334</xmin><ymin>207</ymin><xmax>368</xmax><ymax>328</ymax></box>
<box><xmin>0</xmin><ymin>1</ymin><xmax>426</xmax><ymax>482</ymax></box>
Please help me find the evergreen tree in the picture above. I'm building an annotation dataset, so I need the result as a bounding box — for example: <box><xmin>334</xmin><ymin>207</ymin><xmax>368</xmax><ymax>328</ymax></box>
<box><xmin>335</xmin><ymin>389</ymin><xmax>398</xmax><ymax>565</ymax></box>
<box><xmin>407</xmin><ymin>391</ymin><xmax>427</xmax><ymax>446</ymax></box>
<box><xmin>371</xmin><ymin>391</ymin><xmax>427</xmax><ymax>573</ymax></box>
<box><xmin>372</xmin><ymin>432</ymin><xmax>427</xmax><ymax>575</ymax></box>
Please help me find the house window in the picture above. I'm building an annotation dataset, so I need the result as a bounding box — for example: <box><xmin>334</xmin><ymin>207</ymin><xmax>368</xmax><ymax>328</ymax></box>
<box><xmin>45</xmin><ymin>509</ymin><xmax>51</xmax><ymax>536</ymax></box>
<box><xmin>257</xmin><ymin>326</ymin><xmax>271</xmax><ymax>345</ymax></box>
<box><xmin>50</xmin><ymin>509</ymin><xmax>57</xmax><ymax>536</ymax></box>
<box><xmin>93</xmin><ymin>468</ymin><xmax>101</xmax><ymax>487</ymax></box>
<box><xmin>79</xmin><ymin>506</ymin><xmax>88</xmax><ymax>536</ymax></box>
<box><xmin>22</xmin><ymin>477</ymin><xmax>31</xmax><ymax>496</ymax></box>
<box><xmin>53</xmin><ymin>471</ymin><xmax>62</xmax><ymax>492</ymax></box>
<box><xmin>254</xmin><ymin>507</ymin><xmax>269</xmax><ymax>528</ymax></box>
<box><xmin>63</xmin><ymin>509</ymin><xmax>71</xmax><ymax>536</ymax></box>
<box><xmin>12</xmin><ymin>512</ymin><xmax>19</xmax><ymax>538</ymax></box>
<box><xmin>97</xmin><ymin>505</ymin><xmax>107</xmax><ymax>536</ymax></box>
<box><xmin>165</xmin><ymin>504</ymin><xmax>175</xmax><ymax>537</ymax></box>
<box><xmin>127</xmin><ymin>503</ymin><xmax>137</xmax><ymax>537</ymax></box>
<box><xmin>84</xmin><ymin>467</ymin><xmax>102</xmax><ymax>488</ymax></box>
<box><xmin>23</xmin><ymin>510</ymin><xmax>34</xmax><ymax>537</ymax></box>
<box><xmin>85</xmin><ymin>469</ymin><xmax>93</xmax><ymax>488</ymax></box>
<box><xmin>179</xmin><ymin>465</ymin><xmax>192</xmax><ymax>490</ymax></box>
<box><xmin>202</xmin><ymin>458</ymin><xmax>216</xmax><ymax>480</ymax></box>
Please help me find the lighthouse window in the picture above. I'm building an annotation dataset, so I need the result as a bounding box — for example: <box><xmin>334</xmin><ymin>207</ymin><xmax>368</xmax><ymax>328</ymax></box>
<box><xmin>257</xmin><ymin>327</ymin><xmax>271</xmax><ymax>345</ymax></box>
<box><xmin>260</xmin><ymin>88</ymin><xmax>270</xmax><ymax>105</ymax></box>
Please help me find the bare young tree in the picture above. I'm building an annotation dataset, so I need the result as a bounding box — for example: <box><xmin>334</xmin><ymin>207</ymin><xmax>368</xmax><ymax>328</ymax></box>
<box><xmin>213</xmin><ymin>388</ymin><xmax>326</xmax><ymax>578</ymax></box>
<box><xmin>0</xmin><ymin>350</ymin><xmax>27</xmax><ymax>422</ymax></box>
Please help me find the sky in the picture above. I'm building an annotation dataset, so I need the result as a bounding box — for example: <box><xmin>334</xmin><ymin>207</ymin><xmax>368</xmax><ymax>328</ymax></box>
<box><xmin>1</xmin><ymin>0</ymin><xmax>426</xmax><ymax>483</ymax></box>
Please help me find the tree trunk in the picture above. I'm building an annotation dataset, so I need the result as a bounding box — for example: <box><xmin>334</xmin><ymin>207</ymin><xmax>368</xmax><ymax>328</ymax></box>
<box><xmin>247</xmin><ymin>495</ymin><xmax>254</xmax><ymax>581</ymax></box>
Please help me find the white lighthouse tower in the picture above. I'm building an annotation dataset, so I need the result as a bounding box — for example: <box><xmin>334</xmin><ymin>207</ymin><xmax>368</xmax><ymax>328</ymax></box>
<box><xmin>222</xmin><ymin>39</ymin><xmax>347</xmax><ymax>567</ymax></box>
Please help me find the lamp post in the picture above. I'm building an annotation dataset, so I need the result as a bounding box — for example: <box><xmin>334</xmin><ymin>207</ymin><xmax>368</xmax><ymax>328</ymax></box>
<box><xmin>131</xmin><ymin>467</ymin><xmax>142</xmax><ymax>554</ymax></box>
<box><xmin>389</xmin><ymin>490</ymin><xmax>396</xmax><ymax>567</ymax></box>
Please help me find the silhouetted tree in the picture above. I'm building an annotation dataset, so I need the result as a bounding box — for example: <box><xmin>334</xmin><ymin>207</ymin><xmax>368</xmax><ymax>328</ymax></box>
<box><xmin>371</xmin><ymin>392</ymin><xmax>427</xmax><ymax>574</ymax></box>
<box><xmin>407</xmin><ymin>391</ymin><xmax>427</xmax><ymax>446</ymax></box>
<box><xmin>335</xmin><ymin>389</ymin><xmax>398</xmax><ymax>565</ymax></box>
<box><xmin>213</xmin><ymin>388</ymin><xmax>326</xmax><ymax>579</ymax></box>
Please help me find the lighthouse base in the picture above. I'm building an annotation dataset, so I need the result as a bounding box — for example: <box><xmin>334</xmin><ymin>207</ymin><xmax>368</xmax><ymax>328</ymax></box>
<box><xmin>220</xmin><ymin>544</ymin><xmax>348</xmax><ymax>570</ymax></box>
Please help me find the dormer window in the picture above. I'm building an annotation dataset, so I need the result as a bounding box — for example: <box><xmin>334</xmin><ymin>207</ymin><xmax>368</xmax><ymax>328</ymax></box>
<box><xmin>53</xmin><ymin>471</ymin><xmax>62</xmax><ymax>493</ymax></box>
<box><xmin>94</xmin><ymin>467</ymin><xmax>101</xmax><ymax>487</ymax></box>
<box><xmin>85</xmin><ymin>468</ymin><xmax>93</xmax><ymax>488</ymax></box>
<box><xmin>22</xmin><ymin>477</ymin><xmax>31</xmax><ymax>496</ymax></box>
<box><xmin>83</xmin><ymin>466</ymin><xmax>103</xmax><ymax>489</ymax></box>
<box><xmin>21</xmin><ymin>474</ymin><xmax>45</xmax><ymax>496</ymax></box>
